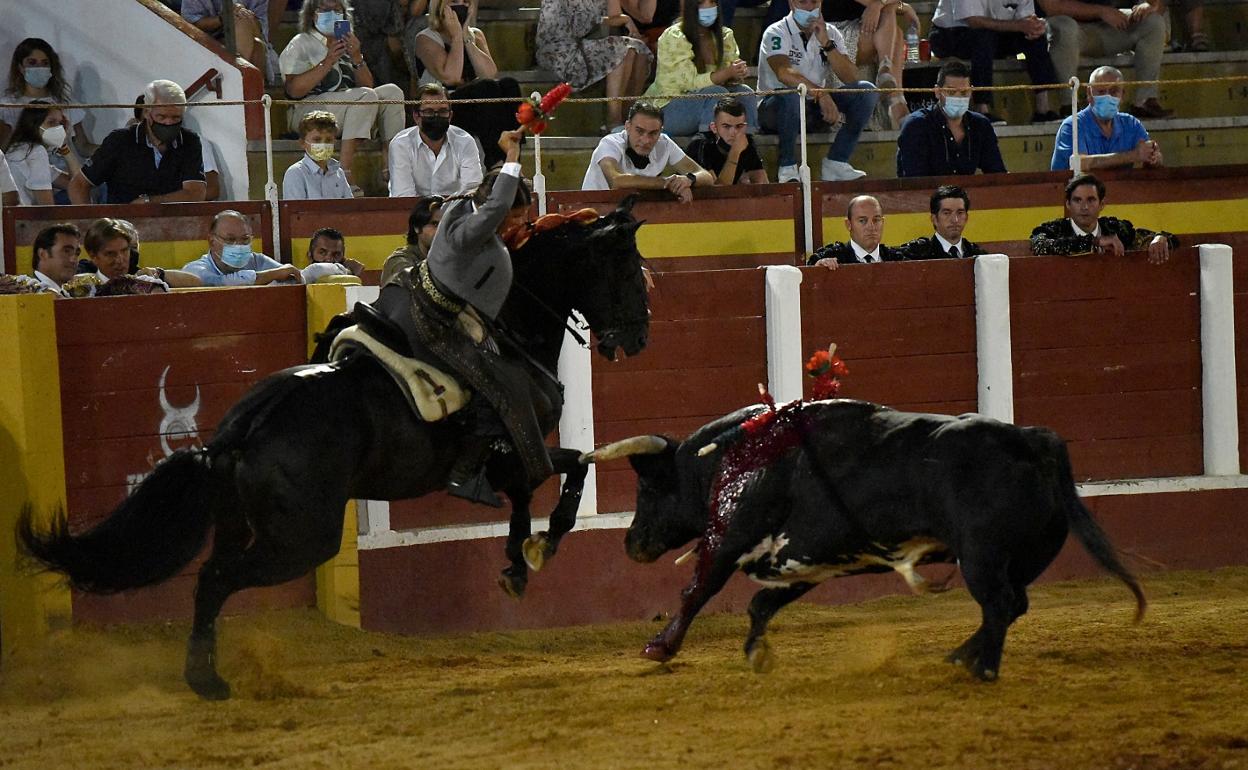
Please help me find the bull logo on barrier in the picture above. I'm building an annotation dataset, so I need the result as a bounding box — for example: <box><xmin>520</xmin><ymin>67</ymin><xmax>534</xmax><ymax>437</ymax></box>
<box><xmin>126</xmin><ymin>366</ymin><xmax>203</xmax><ymax>491</ymax></box>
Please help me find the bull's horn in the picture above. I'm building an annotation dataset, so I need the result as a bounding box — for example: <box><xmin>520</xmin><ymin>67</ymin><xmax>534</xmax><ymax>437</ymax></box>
<box><xmin>158</xmin><ymin>365</ymin><xmax>172</xmax><ymax>412</ymax></box>
<box><xmin>579</xmin><ymin>435</ymin><xmax>667</xmax><ymax>464</ymax></box>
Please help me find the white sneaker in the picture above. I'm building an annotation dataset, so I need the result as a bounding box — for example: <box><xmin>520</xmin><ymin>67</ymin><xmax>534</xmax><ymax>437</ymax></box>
<box><xmin>821</xmin><ymin>159</ymin><xmax>866</xmax><ymax>182</ymax></box>
<box><xmin>777</xmin><ymin>164</ymin><xmax>801</xmax><ymax>183</ymax></box>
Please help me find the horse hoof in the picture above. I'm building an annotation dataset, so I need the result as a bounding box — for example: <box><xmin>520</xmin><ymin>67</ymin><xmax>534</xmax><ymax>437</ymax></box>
<box><xmin>973</xmin><ymin>666</ymin><xmax>998</xmax><ymax>682</ymax></box>
<box><xmin>747</xmin><ymin>638</ymin><xmax>776</xmax><ymax>674</ymax></box>
<box><xmin>186</xmin><ymin>671</ymin><xmax>232</xmax><ymax>701</ymax></box>
<box><xmin>497</xmin><ymin>572</ymin><xmax>525</xmax><ymax>600</ymax></box>
<box><xmin>641</xmin><ymin>641</ymin><xmax>675</xmax><ymax>663</ymax></box>
<box><xmin>522</xmin><ymin>534</ymin><xmax>549</xmax><ymax>572</ymax></box>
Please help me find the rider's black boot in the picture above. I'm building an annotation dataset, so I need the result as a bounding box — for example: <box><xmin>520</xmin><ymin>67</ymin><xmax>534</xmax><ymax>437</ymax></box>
<box><xmin>447</xmin><ymin>435</ymin><xmax>504</xmax><ymax>508</ymax></box>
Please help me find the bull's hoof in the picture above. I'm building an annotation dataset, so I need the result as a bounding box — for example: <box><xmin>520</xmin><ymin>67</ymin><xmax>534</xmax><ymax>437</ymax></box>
<box><xmin>185</xmin><ymin>667</ymin><xmax>231</xmax><ymax>701</ymax></box>
<box><xmin>641</xmin><ymin>641</ymin><xmax>676</xmax><ymax>663</ymax></box>
<box><xmin>497</xmin><ymin>570</ymin><xmax>526</xmax><ymax>600</ymax></box>
<box><xmin>522</xmin><ymin>534</ymin><xmax>550</xmax><ymax>572</ymax></box>
<box><xmin>747</xmin><ymin>637</ymin><xmax>776</xmax><ymax>674</ymax></box>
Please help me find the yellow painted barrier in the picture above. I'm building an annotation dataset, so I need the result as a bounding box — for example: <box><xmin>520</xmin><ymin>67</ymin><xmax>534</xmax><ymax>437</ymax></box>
<box><xmin>305</xmin><ymin>284</ymin><xmax>362</xmax><ymax>628</ymax></box>
<box><xmin>0</xmin><ymin>294</ymin><xmax>72</xmax><ymax>659</ymax></box>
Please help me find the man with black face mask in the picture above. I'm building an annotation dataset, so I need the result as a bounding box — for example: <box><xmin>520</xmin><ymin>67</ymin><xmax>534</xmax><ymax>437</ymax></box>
<box><xmin>388</xmin><ymin>83</ymin><xmax>484</xmax><ymax>198</ymax></box>
<box><xmin>683</xmin><ymin>97</ymin><xmax>769</xmax><ymax>186</ymax></box>
<box><xmin>69</xmin><ymin>79</ymin><xmax>207</xmax><ymax>205</ymax></box>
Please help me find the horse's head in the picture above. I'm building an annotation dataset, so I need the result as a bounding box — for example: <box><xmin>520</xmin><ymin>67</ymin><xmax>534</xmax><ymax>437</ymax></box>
<box><xmin>576</xmin><ymin>195</ymin><xmax>650</xmax><ymax>361</ymax></box>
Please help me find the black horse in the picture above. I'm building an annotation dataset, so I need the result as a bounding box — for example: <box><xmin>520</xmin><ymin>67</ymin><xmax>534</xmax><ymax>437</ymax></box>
<box><xmin>19</xmin><ymin>199</ymin><xmax>650</xmax><ymax>700</ymax></box>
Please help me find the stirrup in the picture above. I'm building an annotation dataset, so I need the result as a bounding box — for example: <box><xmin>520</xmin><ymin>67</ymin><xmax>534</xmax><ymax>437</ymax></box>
<box><xmin>447</xmin><ymin>469</ymin><xmax>504</xmax><ymax>508</ymax></box>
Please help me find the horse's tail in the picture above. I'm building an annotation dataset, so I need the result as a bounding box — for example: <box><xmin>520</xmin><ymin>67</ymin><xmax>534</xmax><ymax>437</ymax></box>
<box><xmin>18</xmin><ymin>449</ymin><xmax>216</xmax><ymax>593</ymax></box>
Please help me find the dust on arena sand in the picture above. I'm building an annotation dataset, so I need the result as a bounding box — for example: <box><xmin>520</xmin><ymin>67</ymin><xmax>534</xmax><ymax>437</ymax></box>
<box><xmin>2</xmin><ymin>567</ymin><xmax>1246</xmax><ymax>770</ymax></box>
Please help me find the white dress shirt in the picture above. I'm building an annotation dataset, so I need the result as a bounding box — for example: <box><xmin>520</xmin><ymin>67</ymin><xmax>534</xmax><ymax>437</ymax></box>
<box><xmin>932</xmin><ymin>0</ymin><xmax>1037</xmax><ymax>28</ymax></box>
<box><xmin>388</xmin><ymin>125</ymin><xmax>484</xmax><ymax>198</ymax></box>
<box><xmin>1070</xmin><ymin>218</ymin><xmax>1101</xmax><ymax>238</ymax></box>
<box><xmin>934</xmin><ymin>232</ymin><xmax>968</xmax><ymax>258</ymax></box>
<box><xmin>850</xmin><ymin>239</ymin><xmax>882</xmax><ymax>263</ymax></box>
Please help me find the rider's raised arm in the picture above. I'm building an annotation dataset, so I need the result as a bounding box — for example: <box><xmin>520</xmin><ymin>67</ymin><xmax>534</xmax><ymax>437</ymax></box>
<box><xmin>442</xmin><ymin>168</ymin><xmax>520</xmax><ymax>253</ymax></box>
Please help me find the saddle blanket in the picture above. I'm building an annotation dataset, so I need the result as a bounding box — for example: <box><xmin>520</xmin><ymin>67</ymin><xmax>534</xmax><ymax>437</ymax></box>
<box><xmin>328</xmin><ymin>325</ymin><xmax>470</xmax><ymax>422</ymax></box>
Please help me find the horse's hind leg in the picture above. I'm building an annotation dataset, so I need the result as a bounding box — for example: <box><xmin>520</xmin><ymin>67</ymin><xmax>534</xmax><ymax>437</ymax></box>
<box><xmin>499</xmin><ymin>489</ymin><xmax>533</xmax><ymax>600</ymax></box>
<box><xmin>522</xmin><ymin>448</ymin><xmax>586</xmax><ymax>572</ymax></box>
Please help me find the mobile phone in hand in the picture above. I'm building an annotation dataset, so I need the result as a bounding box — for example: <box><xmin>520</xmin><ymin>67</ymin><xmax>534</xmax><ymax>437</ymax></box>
<box><xmin>334</xmin><ymin>19</ymin><xmax>351</xmax><ymax>39</ymax></box>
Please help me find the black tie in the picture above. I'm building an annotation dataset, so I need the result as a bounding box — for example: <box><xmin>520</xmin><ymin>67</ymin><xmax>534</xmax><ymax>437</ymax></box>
<box><xmin>949</xmin><ymin>245</ymin><xmax>960</xmax><ymax>259</ymax></box>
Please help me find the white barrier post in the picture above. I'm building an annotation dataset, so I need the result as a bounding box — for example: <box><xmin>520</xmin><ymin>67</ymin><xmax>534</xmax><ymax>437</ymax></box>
<box><xmin>974</xmin><ymin>254</ymin><xmax>1014</xmax><ymax>422</ymax></box>
<box><xmin>765</xmin><ymin>265</ymin><xmax>805</xmax><ymax>403</ymax></box>
<box><xmin>1068</xmin><ymin>77</ymin><xmax>1082</xmax><ymax>175</ymax></box>
<box><xmin>558</xmin><ymin>324</ymin><xmax>597</xmax><ymax>515</ymax></box>
<box><xmin>797</xmin><ymin>83</ymin><xmax>814</xmax><ymax>258</ymax></box>
<box><xmin>261</xmin><ymin>93</ymin><xmax>281</xmax><ymax>258</ymax></box>
<box><xmin>1199</xmin><ymin>244</ymin><xmax>1239</xmax><ymax>474</ymax></box>
<box><xmin>530</xmin><ymin>91</ymin><xmax>548</xmax><ymax>216</ymax></box>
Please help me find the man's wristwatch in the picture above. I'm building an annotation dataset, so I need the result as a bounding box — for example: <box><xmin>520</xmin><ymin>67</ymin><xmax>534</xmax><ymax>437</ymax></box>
<box><xmin>685</xmin><ymin>171</ymin><xmax>697</xmax><ymax>186</ymax></box>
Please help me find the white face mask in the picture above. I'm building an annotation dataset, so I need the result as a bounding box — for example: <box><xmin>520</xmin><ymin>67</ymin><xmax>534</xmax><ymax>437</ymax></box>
<box><xmin>40</xmin><ymin>124</ymin><xmax>67</xmax><ymax>149</ymax></box>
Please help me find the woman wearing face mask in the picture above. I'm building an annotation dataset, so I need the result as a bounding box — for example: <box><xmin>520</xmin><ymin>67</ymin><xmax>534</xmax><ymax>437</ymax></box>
<box><xmin>0</xmin><ymin>39</ymin><xmax>93</xmax><ymax>200</ymax></box>
<box><xmin>1</xmin><ymin>103</ymin><xmax>80</xmax><ymax>206</ymax></box>
<box><xmin>413</xmin><ymin>0</ymin><xmax>521</xmax><ymax>168</ymax></box>
<box><xmin>281</xmin><ymin>0</ymin><xmax>407</xmax><ymax>193</ymax></box>
<box><xmin>642</xmin><ymin>0</ymin><xmax>756</xmax><ymax>136</ymax></box>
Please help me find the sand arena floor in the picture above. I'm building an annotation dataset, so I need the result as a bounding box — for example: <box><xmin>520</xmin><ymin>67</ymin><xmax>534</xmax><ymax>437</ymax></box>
<box><xmin>1</xmin><ymin>567</ymin><xmax>1247</xmax><ymax>769</ymax></box>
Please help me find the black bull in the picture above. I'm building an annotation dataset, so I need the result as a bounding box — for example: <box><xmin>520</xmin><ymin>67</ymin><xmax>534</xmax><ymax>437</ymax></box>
<box><xmin>587</xmin><ymin>400</ymin><xmax>1147</xmax><ymax>680</ymax></box>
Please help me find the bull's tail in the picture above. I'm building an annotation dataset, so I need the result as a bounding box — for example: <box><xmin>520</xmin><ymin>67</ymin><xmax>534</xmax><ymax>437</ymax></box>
<box><xmin>18</xmin><ymin>449</ymin><xmax>217</xmax><ymax>593</ymax></box>
<box><xmin>1052</xmin><ymin>438</ymin><xmax>1148</xmax><ymax>622</ymax></box>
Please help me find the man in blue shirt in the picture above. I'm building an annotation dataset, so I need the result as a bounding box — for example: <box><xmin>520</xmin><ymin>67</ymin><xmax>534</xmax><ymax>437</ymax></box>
<box><xmin>1050</xmin><ymin>65</ymin><xmax>1162</xmax><ymax>171</ymax></box>
<box><xmin>181</xmin><ymin>210</ymin><xmax>303</xmax><ymax>287</ymax></box>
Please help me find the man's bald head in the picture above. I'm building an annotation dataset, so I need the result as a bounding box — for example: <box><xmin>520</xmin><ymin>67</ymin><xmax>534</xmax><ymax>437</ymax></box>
<box><xmin>844</xmin><ymin>196</ymin><xmax>885</xmax><ymax>253</ymax></box>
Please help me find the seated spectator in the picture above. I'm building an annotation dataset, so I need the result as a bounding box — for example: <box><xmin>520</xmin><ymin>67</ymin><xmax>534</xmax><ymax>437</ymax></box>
<box><xmin>897</xmin><ymin>59</ymin><xmax>1006</xmax><ymax>178</ymax></box>
<box><xmin>0</xmin><ymin>152</ymin><xmax>15</xmax><ymax>207</ymax></box>
<box><xmin>389</xmin><ymin>84</ymin><xmax>484</xmax><ymax>197</ymax></box>
<box><xmin>623</xmin><ymin>0</ymin><xmax>681</xmax><ymax>51</ymax></box>
<box><xmin>822</xmin><ymin>0</ymin><xmax>919</xmax><ymax>128</ymax></box>
<box><xmin>684</xmin><ymin>97</ymin><xmax>768</xmax><ymax>184</ymax></box>
<box><xmin>401</xmin><ymin>0</ymin><xmax>433</xmax><ymax>90</ymax></box>
<box><xmin>1039</xmin><ymin>0</ymin><xmax>1172</xmax><ymax>118</ymax></box>
<box><xmin>182</xmin><ymin>0</ymin><xmax>280</xmax><ymax>82</ymax></box>
<box><xmin>352</xmin><ymin>0</ymin><xmax>406</xmax><ymax>88</ymax></box>
<box><xmin>284</xmin><ymin>110</ymin><xmax>354</xmax><ymax>199</ymax></box>
<box><xmin>80</xmin><ymin>217</ymin><xmax>203</xmax><ymax>287</ymax></box>
<box><xmin>757</xmin><ymin>0</ymin><xmax>878</xmax><ymax>182</ymax></box>
<box><xmin>536</xmin><ymin>0</ymin><xmax>653</xmax><ymax>131</ymax></box>
<box><xmin>30</xmin><ymin>223</ymin><xmax>81</xmax><ymax>293</ymax></box>
<box><xmin>1050</xmin><ymin>66</ymin><xmax>1161</xmax><ymax>172</ymax></box>
<box><xmin>643</xmin><ymin>0</ymin><xmax>757</xmax><ymax>136</ymax></box>
<box><xmin>1030</xmin><ymin>173</ymin><xmax>1177</xmax><ymax>263</ymax></box>
<box><xmin>301</xmin><ymin>226</ymin><xmax>367</xmax><ymax>281</ymax></box>
<box><xmin>1168</xmin><ymin>0</ymin><xmax>1207</xmax><ymax>51</ymax></box>
<box><xmin>3</xmin><ymin>102</ymin><xmax>82</xmax><ymax>205</ymax></box>
<box><xmin>929</xmin><ymin>0</ymin><xmax>1060</xmax><ymax>123</ymax></box>
<box><xmin>381</xmin><ymin>195</ymin><xmax>444</xmax><ymax>285</ymax></box>
<box><xmin>807</xmin><ymin>194</ymin><xmax>900</xmax><ymax>267</ymax></box>
<box><xmin>581</xmin><ymin>101</ymin><xmax>714</xmax><ymax>202</ymax></box>
<box><xmin>895</xmin><ymin>184</ymin><xmax>985</xmax><ymax>259</ymax></box>
<box><xmin>70</xmin><ymin>80</ymin><xmax>206</xmax><ymax>205</ymax></box>
<box><xmin>128</xmin><ymin>95</ymin><xmax>222</xmax><ymax>201</ymax></box>
<box><xmin>182</xmin><ymin>210</ymin><xmax>304</xmax><ymax>286</ymax></box>
<box><xmin>281</xmin><ymin>0</ymin><xmax>406</xmax><ymax>190</ymax></box>
<box><xmin>0</xmin><ymin>38</ymin><xmax>93</xmax><ymax>185</ymax></box>
<box><xmin>414</xmin><ymin>0</ymin><xmax>521</xmax><ymax>167</ymax></box>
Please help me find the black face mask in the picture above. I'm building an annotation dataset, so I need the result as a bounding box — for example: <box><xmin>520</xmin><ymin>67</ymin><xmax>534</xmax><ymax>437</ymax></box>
<box><xmin>624</xmin><ymin>146</ymin><xmax>650</xmax><ymax>169</ymax></box>
<box><xmin>452</xmin><ymin>4</ymin><xmax>469</xmax><ymax>25</ymax></box>
<box><xmin>149</xmin><ymin>120</ymin><xmax>182</xmax><ymax>144</ymax></box>
<box><xmin>421</xmin><ymin>115</ymin><xmax>450</xmax><ymax>141</ymax></box>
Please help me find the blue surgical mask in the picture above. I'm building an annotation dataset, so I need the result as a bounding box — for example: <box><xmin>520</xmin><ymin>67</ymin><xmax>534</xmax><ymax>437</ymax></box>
<box><xmin>315</xmin><ymin>10</ymin><xmax>343</xmax><ymax>36</ymax></box>
<box><xmin>220</xmin><ymin>243</ymin><xmax>253</xmax><ymax>268</ymax></box>
<box><xmin>942</xmin><ymin>95</ymin><xmax>969</xmax><ymax>120</ymax></box>
<box><xmin>1091</xmin><ymin>93</ymin><xmax>1120</xmax><ymax>120</ymax></box>
<box><xmin>793</xmin><ymin>7</ymin><xmax>820</xmax><ymax>26</ymax></box>
<box><xmin>24</xmin><ymin>66</ymin><xmax>52</xmax><ymax>89</ymax></box>
<box><xmin>698</xmin><ymin>6</ymin><xmax>719</xmax><ymax>26</ymax></box>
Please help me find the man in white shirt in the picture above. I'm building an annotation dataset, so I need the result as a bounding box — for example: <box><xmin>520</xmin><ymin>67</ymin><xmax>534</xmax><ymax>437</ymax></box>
<box><xmin>808</xmin><ymin>196</ymin><xmax>902</xmax><ymax>267</ymax></box>
<box><xmin>181</xmin><ymin>210</ymin><xmax>303</xmax><ymax>287</ymax></box>
<box><xmin>581</xmin><ymin>101</ymin><xmax>714</xmax><ymax>202</ymax></box>
<box><xmin>929</xmin><ymin>0</ymin><xmax>1061</xmax><ymax>123</ymax></box>
<box><xmin>30</xmin><ymin>223</ymin><xmax>82</xmax><ymax>293</ymax></box>
<box><xmin>757</xmin><ymin>0</ymin><xmax>879</xmax><ymax>183</ymax></box>
<box><xmin>388</xmin><ymin>84</ymin><xmax>483</xmax><ymax>198</ymax></box>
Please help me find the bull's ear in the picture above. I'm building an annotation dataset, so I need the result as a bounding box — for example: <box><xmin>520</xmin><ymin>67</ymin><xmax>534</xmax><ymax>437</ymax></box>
<box><xmin>628</xmin><ymin>437</ymin><xmax>678</xmax><ymax>489</ymax></box>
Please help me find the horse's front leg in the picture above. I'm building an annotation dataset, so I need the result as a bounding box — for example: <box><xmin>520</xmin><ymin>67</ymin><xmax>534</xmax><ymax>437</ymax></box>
<box><xmin>498</xmin><ymin>487</ymin><xmax>533</xmax><ymax>599</ymax></box>
<box><xmin>523</xmin><ymin>447</ymin><xmax>586</xmax><ymax>572</ymax></box>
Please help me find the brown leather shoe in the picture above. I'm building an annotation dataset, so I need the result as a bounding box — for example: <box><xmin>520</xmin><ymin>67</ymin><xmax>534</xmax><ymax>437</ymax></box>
<box><xmin>1128</xmin><ymin>98</ymin><xmax>1174</xmax><ymax>119</ymax></box>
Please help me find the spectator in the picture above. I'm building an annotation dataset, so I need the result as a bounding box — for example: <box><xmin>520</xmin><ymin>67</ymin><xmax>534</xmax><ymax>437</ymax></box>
<box><xmin>643</xmin><ymin>0</ymin><xmax>758</xmax><ymax>136</ymax></box>
<box><xmin>893</xmin><ymin>185</ymin><xmax>985</xmax><ymax>259</ymax></box>
<box><xmin>684</xmin><ymin>97</ymin><xmax>769</xmax><ymax>184</ymax></box>
<box><xmin>80</xmin><ymin>217</ymin><xmax>203</xmax><ymax>287</ymax></box>
<box><xmin>389</xmin><ymin>84</ymin><xmax>483</xmax><ymax>197</ymax></box>
<box><xmin>182</xmin><ymin>210</ymin><xmax>304</xmax><ymax>286</ymax></box>
<box><xmin>30</xmin><ymin>223</ymin><xmax>81</xmax><ymax>293</ymax></box>
<box><xmin>928</xmin><ymin>0</ymin><xmax>1061</xmax><ymax>123</ymax></box>
<box><xmin>70</xmin><ymin>80</ymin><xmax>206</xmax><ymax>205</ymax></box>
<box><xmin>128</xmin><ymin>95</ymin><xmax>222</xmax><ymax>202</ymax></box>
<box><xmin>0</xmin><ymin>151</ymin><xmax>15</xmax><ymax>208</ymax></box>
<box><xmin>822</xmin><ymin>0</ymin><xmax>919</xmax><ymax>128</ymax></box>
<box><xmin>1030</xmin><ymin>173</ymin><xmax>1177</xmax><ymax>263</ymax></box>
<box><xmin>413</xmin><ymin>0</ymin><xmax>522</xmax><ymax>167</ymax></box>
<box><xmin>1050</xmin><ymin>65</ymin><xmax>1161</xmax><ymax>171</ymax></box>
<box><xmin>536</xmin><ymin>0</ymin><xmax>653</xmax><ymax>131</ymax></box>
<box><xmin>807</xmin><ymin>195</ymin><xmax>900</xmax><ymax>267</ymax></box>
<box><xmin>280</xmin><ymin>0</ymin><xmax>406</xmax><ymax>191</ymax></box>
<box><xmin>757</xmin><ymin>0</ymin><xmax>879</xmax><ymax>182</ymax></box>
<box><xmin>896</xmin><ymin>59</ymin><xmax>1006</xmax><ymax>177</ymax></box>
<box><xmin>581</xmin><ymin>101</ymin><xmax>714</xmax><ymax>202</ymax></box>
<box><xmin>1040</xmin><ymin>0</ymin><xmax>1172</xmax><ymax>118</ymax></box>
<box><xmin>381</xmin><ymin>195</ymin><xmax>444</xmax><ymax>285</ymax></box>
<box><xmin>0</xmin><ymin>39</ymin><xmax>93</xmax><ymax>168</ymax></box>
<box><xmin>301</xmin><ymin>226</ymin><xmax>366</xmax><ymax>281</ymax></box>
<box><xmin>4</xmin><ymin>103</ymin><xmax>83</xmax><ymax>205</ymax></box>
<box><xmin>621</xmin><ymin>0</ymin><xmax>681</xmax><ymax>52</ymax></box>
<box><xmin>182</xmin><ymin>0</ymin><xmax>280</xmax><ymax>82</ymax></box>
<box><xmin>352</xmin><ymin>0</ymin><xmax>407</xmax><ymax>88</ymax></box>
<box><xmin>401</xmin><ymin>0</ymin><xmax>433</xmax><ymax>89</ymax></box>
<box><xmin>284</xmin><ymin>110</ymin><xmax>355</xmax><ymax>199</ymax></box>
<box><xmin>1168</xmin><ymin>0</ymin><xmax>1208</xmax><ymax>51</ymax></box>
